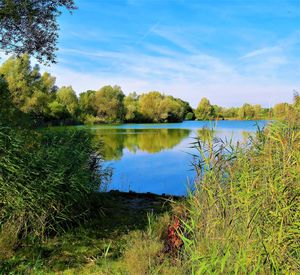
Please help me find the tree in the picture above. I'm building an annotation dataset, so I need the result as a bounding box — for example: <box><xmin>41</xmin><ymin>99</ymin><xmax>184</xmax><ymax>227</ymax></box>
<box><xmin>238</xmin><ymin>104</ymin><xmax>255</xmax><ymax>119</ymax></box>
<box><xmin>253</xmin><ymin>104</ymin><xmax>262</xmax><ymax>119</ymax></box>
<box><xmin>56</xmin><ymin>86</ymin><xmax>78</xmax><ymax>118</ymax></box>
<box><xmin>139</xmin><ymin>92</ymin><xmax>193</xmax><ymax>123</ymax></box>
<box><xmin>293</xmin><ymin>91</ymin><xmax>300</xmax><ymax>110</ymax></box>
<box><xmin>79</xmin><ymin>90</ymin><xmax>96</xmax><ymax>117</ymax></box>
<box><xmin>124</xmin><ymin>92</ymin><xmax>140</xmax><ymax>122</ymax></box>
<box><xmin>212</xmin><ymin>105</ymin><xmax>224</xmax><ymax>120</ymax></box>
<box><xmin>273</xmin><ymin>103</ymin><xmax>292</xmax><ymax>120</ymax></box>
<box><xmin>48</xmin><ymin>100</ymin><xmax>67</xmax><ymax>119</ymax></box>
<box><xmin>223</xmin><ymin>107</ymin><xmax>239</xmax><ymax>119</ymax></box>
<box><xmin>139</xmin><ymin>91</ymin><xmax>163</xmax><ymax>122</ymax></box>
<box><xmin>0</xmin><ymin>55</ymin><xmax>56</xmax><ymax>119</ymax></box>
<box><xmin>94</xmin><ymin>85</ymin><xmax>125</xmax><ymax>123</ymax></box>
<box><xmin>0</xmin><ymin>0</ymin><xmax>76</xmax><ymax>64</ymax></box>
<box><xmin>195</xmin><ymin>97</ymin><xmax>215</xmax><ymax>120</ymax></box>
<box><xmin>159</xmin><ymin>96</ymin><xmax>183</xmax><ymax>122</ymax></box>
<box><xmin>171</xmin><ymin>97</ymin><xmax>194</xmax><ymax>121</ymax></box>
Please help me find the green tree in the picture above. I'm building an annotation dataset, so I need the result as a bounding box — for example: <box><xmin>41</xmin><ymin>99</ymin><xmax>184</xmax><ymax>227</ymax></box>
<box><xmin>223</xmin><ymin>107</ymin><xmax>239</xmax><ymax>119</ymax></box>
<box><xmin>79</xmin><ymin>90</ymin><xmax>96</xmax><ymax>116</ymax></box>
<box><xmin>159</xmin><ymin>96</ymin><xmax>183</xmax><ymax>122</ymax></box>
<box><xmin>273</xmin><ymin>103</ymin><xmax>292</xmax><ymax>120</ymax></box>
<box><xmin>56</xmin><ymin>86</ymin><xmax>79</xmax><ymax>118</ymax></box>
<box><xmin>253</xmin><ymin>104</ymin><xmax>263</xmax><ymax>119</ymax></box>
<box><xmin>48</xmin><ymin>101</ymin><xmax>67</xmax><ymax>119</ymax></box>
<box><xmin>94</xmin><ymin>85</ymin><xmax>125</xmax><ymax>123</ymax></box>
<box><xmin>238</xmin><ymin>103</ymin><xmax>255</xmax><ymax>119</ymax></box>
<box><xmin>139</xmin><ymin>91</ymin><xmax>164</xmax><ymax>122</ymax></box>
<box><xmin>0</xmin><ymin>55</ymin><xmax>56</xmax><ymax>120</ymax></box>
<box><xmin>293</xmin><ymin>91</ymin><xmax>300</xmax><ymax>112</ymax></box>
<box><xmin>195</xmin><ymin>97</ymin><xmax>215</xmax><ymax>120</ymax></box>
<box><xmin>124</xmin><ymin>92</ymin><xmax>140</xmax><ymax>122</ymax></box>
<box><xmin>0</xmin><ymin>0</ymin><xmax>76</xmax><ymax>64</ymax></box>
<box><xmin>212</xmin><ymin>105</ymin><xmax>224</xmax><ymax>120</ymax></box>
<box><xmin>0</xmin><ymin>76</ymin><xmax>23</xmax><ymax>125</ymax></box>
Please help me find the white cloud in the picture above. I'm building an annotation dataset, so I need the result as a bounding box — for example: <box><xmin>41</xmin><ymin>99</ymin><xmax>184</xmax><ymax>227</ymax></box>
<box><xmin>43</xmin><ymin>62</ymin><xmax>298</xmax><ymax>108</ymax></box>
<box><xmin>240</xmin><ymin>46</ymin><xmax>281</xmax><ymax>59</ymax></box>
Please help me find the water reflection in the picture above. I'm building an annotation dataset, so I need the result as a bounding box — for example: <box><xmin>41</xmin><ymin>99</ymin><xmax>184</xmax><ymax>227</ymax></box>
<box><xmin>70</xmin><ymin>120</ymin><xmax>269</xmax><ymax>195</ymax></box>
<box><xmin>92</xmin><ymin>128</ymin><xmax>191</xmax><ymax>160</ymax></box>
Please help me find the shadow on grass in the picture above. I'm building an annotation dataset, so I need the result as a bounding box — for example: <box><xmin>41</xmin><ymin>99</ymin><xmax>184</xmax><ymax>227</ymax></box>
<box><xmin>1</xmin><ymin>191</ymin><xmax>178</xmax><ymax>273</ymax></box>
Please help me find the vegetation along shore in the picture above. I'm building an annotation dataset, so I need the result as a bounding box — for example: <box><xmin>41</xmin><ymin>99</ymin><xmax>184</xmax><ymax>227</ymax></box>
<box><xmin>0</xmin><ymin>0</ymin><xmax>299</xmax><ymax>273</ymax></box>
<box><xmin>0</xmin><ymin>55</ymin><xmax>298</xmax><ymax>127</ymax></box>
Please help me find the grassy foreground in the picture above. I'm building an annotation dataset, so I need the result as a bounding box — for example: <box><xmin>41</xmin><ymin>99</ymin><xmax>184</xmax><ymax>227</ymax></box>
<box><xmin>1</xmin><ymin>120</ymin><xmax>299</xmax><ymax>274</ymax></box>
<box><xmin>0</xmin><ymin>191</ymin><xmax>179</xmax><ymax>274</ymax></box>
<box><xmin>122</xmin><ymin>120</ymin><xmax>299</xmax><ymax>274</ymax></box>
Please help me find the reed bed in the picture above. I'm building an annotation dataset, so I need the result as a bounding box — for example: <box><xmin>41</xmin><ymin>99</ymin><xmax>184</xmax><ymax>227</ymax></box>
<box><xmin>178</xmin><ymin>121</ymin><xmax>300</xmax><ymax>273</ymax></box>
<box><xmin>0</xmin><ymin>126</ymin><xmax>105</xmax><ymax>258</ymax></box>
<box><xmin>121</xmin><ymin>120</ymin><xmax>299</xmax><ymax>274</ymax></box>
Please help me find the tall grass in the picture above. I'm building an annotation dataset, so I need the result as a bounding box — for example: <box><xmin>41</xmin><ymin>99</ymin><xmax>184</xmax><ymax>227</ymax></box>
<box><xmin>0</xmin><ymin>126</ymin><xmax>106</xmax><ymax>258</ymax></box>
<box><xmin>120</xmin><ymin>120</ymin><xmax>299</xmax><ymax>274</ymax></box>
<box><xmin>178</xmin><ymin>121</ymin><xmax>300</xmax><ymax>273</ymax></box>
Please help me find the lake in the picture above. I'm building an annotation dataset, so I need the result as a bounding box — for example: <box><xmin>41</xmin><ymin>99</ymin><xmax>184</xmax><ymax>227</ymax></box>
<box><xmin>75</xmin><ymin>120</ymin><xmax>268</xmax><ymax>196</ymax></box>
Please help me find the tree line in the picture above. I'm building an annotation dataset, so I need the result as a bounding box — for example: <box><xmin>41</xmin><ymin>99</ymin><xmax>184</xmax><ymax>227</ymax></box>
<box><xmin>1</xmin><ymin>55</ymin><xmax>299</xmax><ymax>125</ymax></box>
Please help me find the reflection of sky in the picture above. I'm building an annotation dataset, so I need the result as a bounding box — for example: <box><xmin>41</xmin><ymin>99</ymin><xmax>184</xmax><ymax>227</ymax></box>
<box><xmin>82</xmin><ymin>120</ymin><xmax>268</xmax><ymax>131</ymax></box>
<box><xmin>102</xmin><ymin>120</ymin><xmax>269</xmax><ymax>195</ymax></box>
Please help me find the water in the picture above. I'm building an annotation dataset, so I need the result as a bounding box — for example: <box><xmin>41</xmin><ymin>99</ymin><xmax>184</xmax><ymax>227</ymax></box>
<box><xmin>75</xmin><ymin>120</ymin><xmax>268</xmax><ymax>196</ymax></box>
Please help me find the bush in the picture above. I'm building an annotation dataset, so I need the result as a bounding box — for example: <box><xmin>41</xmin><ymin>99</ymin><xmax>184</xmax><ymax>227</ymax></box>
<box><xmin>185</xmin><ymin>112</ymin><xmax>195</xmax><ymax>121</ymax></box>
<box><xmin>0</xmin><ymin>126</ymin><xmax>105</xmax><ymax>257</ymax></box>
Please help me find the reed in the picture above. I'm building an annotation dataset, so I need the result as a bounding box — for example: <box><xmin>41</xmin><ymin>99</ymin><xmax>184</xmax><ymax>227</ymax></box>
<box><xmin>120</xmin><ymin>120</ymin><xmax>299</xmax><ymax>274</ymax></box>
<box><xmin>178</xmin><ymin>120</ymin><xmax>300</xmax><ymax>273</ymax></box>
<box><xmin>0</xmin><ymin>126</ymin><xmax>105</xmax><ymax>258</ymax></box>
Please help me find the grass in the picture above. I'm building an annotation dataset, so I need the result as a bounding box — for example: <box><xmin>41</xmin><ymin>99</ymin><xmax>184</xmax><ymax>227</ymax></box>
<box><xmin>0</xmin><ymin>191</ymin><xmax>178</xmax><ymax>274</ymax></box>
<box><xmin>1</xmin><ymin>117</ymin><xmax>299</xmax><ymax>274</ymax></box>
<box><xmin>0</xmin><ymin>126</ymin><xmax>108</xmax><ymax>259</ymax></box>
<box><xmin>171</xmin><ymin>120</ymin><xmax>299</xmax><ymax>273</ymax></box>
<box><xmin>109</xmin><ymin>120</ymin><xmax>299</xmax><ymax>274</ymax></box>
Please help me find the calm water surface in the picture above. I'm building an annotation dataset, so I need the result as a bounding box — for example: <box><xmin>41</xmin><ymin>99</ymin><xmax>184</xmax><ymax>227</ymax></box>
<box><xmin>76</xmin><ymin>120</ymin><xmax>268</xmax><ymax>196</ymax></box>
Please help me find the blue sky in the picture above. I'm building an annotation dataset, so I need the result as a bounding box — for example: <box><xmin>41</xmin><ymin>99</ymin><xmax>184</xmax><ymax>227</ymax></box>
<box><xmin>7</xmin><ymin>0</ymin><xmax>300</xmax><ymax>107</ymax></box>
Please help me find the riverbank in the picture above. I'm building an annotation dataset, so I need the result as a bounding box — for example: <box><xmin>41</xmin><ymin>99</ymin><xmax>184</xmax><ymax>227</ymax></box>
<box><xmin>0</xmin><ymin>191</ymin><xmax>182</xmax><ymax>273</ymax></box>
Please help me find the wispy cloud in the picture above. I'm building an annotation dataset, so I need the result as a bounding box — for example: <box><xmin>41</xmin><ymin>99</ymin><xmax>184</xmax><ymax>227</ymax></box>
<box><xmin>1</xmin><ymin>0</ymin><xmax>299</xmax><ymax>107</ymax></box>
<box><xmin>240</xmin><ymin>46</ymin><xmax>281</xmax><ymax>59</ymax></box>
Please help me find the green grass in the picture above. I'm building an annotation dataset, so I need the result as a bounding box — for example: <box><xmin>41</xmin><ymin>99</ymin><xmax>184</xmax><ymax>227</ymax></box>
<box><xmin>1</xmin><ymin>119</ymin><xmax>299</xmax><ymax>274</ymax></box>
<box><xmin>172</xmin><ymin>121</ymin><xmax>299</xmax><ymax>273</ymax></box>
<box><xmin>0</xmin><ymin>126</ymin><xmax>108</xmax><ymax>259</ymax></box>
<box><xmin>0</xmin><ymin>191</ymin><xmax>176</xmax><ymax>274</ymax></box>
<box><xmin>114</xmin><ymin>120</ymin><xmax>300</xmax><ymax>274</ymax></box>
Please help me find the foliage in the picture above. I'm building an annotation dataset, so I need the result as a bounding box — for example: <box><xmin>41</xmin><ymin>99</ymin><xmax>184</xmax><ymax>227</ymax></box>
<box><xmin>139</xmin><ymin>91</ymin><xmax>189</xmax><ymax>123</ymax></box>
<box><xmin>79</xmin><ymin>90</ymin><xmax>96</xmax><ymax>117</ymax></box>
<box><xmin>0</xmin><ymin>0</ymin><xmax>76</xmax><ymax>64</ymax></box>
<box><xmin>0</xmin><ymin>192</ymin><xmax>175</xmax><ymax>273</ymax></box>
<box><xmin>176</xmin><ymin>120</ymin><xmax>300</xmax><ymax>273</ymax></box>
<box><xmin>185</xmin><ymin>112</ymin><xmax>195</xmax><ymax>120</ymax></box>
<box><xmin>0</xmin><ymin>77</ymin><xmax>19</xmax><ymax>124</ymax></box>
<box><xmin>56</xmin><ymin>86</ymin><xmax>79</xmax><ymax>118</ymax></box>
<box><xmin>0</xmin><ymin>126</ymin><xmax>106</xmax><ymax>258</ymax></box>
<box><xmin>94</xmin><ymin>85</ymin><xmax>125</xmax><ymax>123</ymax></box>
<box><xmin>0</xmin><ymin>55</ymin><xmax>57</xmax><ymax>122</ymax></box>
<box><xmin>195</xmin><ymin>97</ymin><xmax>215</xmax><ymax>120</ymax></box>
<box><xmin>107</xmin><ymin>119</ymin><xmax>300</xmax><ymax>274</ymax></box>
<box><xmin>124</xmin><ymin>92</ymin><xmax>140</xmax><ymax>122</ymax></box>
<box><xmin>1</xmin><ymin>55</ymin><xmax>298</xmax><ymax>125</ymax></box>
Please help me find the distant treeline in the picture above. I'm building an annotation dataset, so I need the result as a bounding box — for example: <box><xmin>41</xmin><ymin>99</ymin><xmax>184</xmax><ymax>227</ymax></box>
<box><xmin>1</xmin><ymin>55</ymin><xmax>299</xmax><ymax>125</ymax></box>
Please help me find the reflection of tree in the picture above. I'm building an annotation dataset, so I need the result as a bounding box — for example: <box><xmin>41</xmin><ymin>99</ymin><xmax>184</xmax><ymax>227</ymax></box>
<box><xmin>93</xmin><ymin>128</ymin><xmax>191</xmax><ymax>160</ymax></box>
